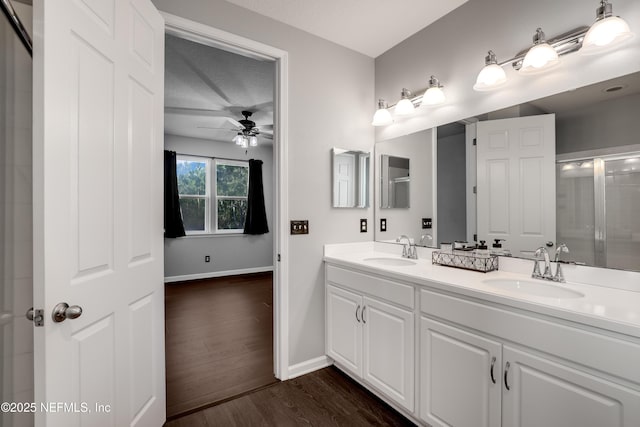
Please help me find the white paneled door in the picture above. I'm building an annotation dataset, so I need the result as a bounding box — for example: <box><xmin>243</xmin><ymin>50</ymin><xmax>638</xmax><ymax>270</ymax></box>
<box><xmin>33</xmin><ymin>0</ymin><xmax>165</xmax><ymax>425</ymax></box>
<box><xmin>476</xmin><ymin>115</ymin><xmax>556</xmax><ymax>257</ymax></box>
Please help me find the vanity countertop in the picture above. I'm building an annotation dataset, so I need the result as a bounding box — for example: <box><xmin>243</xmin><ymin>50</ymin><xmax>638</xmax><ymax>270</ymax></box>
<box><xmin>324</xmin><ymin>243</ymin><xmax>640</xmax><ymax>339</ymax></box>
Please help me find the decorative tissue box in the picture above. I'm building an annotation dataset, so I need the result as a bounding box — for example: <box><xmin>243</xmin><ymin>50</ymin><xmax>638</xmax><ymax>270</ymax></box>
<box><xmin>432</xmin><ymin>250</ymin><xmax>499</xmax><ymax>273</ymax></box>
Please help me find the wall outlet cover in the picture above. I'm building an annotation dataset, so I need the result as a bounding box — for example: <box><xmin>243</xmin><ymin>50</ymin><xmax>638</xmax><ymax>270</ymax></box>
<box><xmin>360</xmin><ymin>218</ymin><xmax>367</xmax><ymax>233</ymax></box>
<box><xmin>380</xmin><ymin>218</ymin><xmax>387</xmax><ymax>232</ymax></box>
<box><xmin>205</xmin><ymin>255</ymin><xmax>210</xmax><ymax>262</ymax></box>
<box><xmin>290</xmin><ymin>220</ymin><xmax>309</xmax><ymax>235</ymax></box>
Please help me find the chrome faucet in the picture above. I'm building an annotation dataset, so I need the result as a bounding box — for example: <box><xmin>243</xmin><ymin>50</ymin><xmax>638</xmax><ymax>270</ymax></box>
<box><xmin>532</xmin><ymin>247</ymin><xmax>552</xmax><ymax>280</ymax></box>
<box><xmin>420</xmin><ymin>234</ymin><xmax>433</xmax><ymax>247</ymax></box>
<box><xmin>553</xmin><ymin>244</ymin><xmax>569</xmax><ymax>283</ymax></box>
<box><xmin>532</xmin><ymin>244</ymin><xmax>569</xmax><ymax>282</ymax></box>
<box><xmin>396</xmin><ymin>235</ymin><xmax>417</xmax><ymax>259</ymax></box>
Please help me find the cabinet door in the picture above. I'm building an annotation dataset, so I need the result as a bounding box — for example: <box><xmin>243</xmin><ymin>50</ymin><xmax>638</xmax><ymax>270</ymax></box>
<box><xmin>362</xmin><ymin>296</ymin><xmax>414</xmax><ymax>412</ymax></box>
<box><xmin>326</xmin><ymin>285</ymin><xmax>363</xmax><ymax>376</ymax></box>
<box><xmin>503</xmin><ymin>345</ymin><xmax>640</xmax><ymax>427</ymax></box>
<box><xmin>420</xmin><ymin>317</ymin><xmax>502</xmax><ymax>427</ymax></box>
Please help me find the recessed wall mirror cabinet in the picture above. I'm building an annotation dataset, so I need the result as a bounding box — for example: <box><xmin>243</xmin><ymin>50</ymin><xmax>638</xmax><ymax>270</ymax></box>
<box><xmin>332</xmin><ymin>148</ymin><xmax>370</xmax><ymax>208</ymax></box>
<box><xmin>374</xmin><ymin>71</ymin><xmax>640</xmax><ymax>272</ymax></box>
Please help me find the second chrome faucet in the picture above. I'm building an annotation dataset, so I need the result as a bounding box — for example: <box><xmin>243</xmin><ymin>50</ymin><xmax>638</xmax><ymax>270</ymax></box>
<box><xmin>532</xmin><ymin>244</ymin><xmax>569</xmax><ymax>282</ymax></box>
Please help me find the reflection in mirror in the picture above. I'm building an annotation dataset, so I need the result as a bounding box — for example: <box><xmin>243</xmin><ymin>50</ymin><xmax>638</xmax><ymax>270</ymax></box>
<box><xmin>374</xmin><ymin>129</ymin><xmax>435</xmax><ymax>244</ymax></box>
<box><xmin>331</xmin><ymin>148</ymin><xmax>370</xmax><ymax>208</ymax></box>
<box><xmin>380</xmin><ymin>155</ymin><xmax>410</xmax><ymax>209</ymax></box>
<box><xmin>374</xmin><ymin>71</ymin><xmax>640</xmax><ymax>272</ymax></box>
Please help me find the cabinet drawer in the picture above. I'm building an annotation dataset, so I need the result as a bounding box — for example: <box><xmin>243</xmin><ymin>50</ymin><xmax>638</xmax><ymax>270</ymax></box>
<box><xmin>327</xmin><ymin>264</ymin><xmax>414</xmax><ymax>309</ymax></box>
<box><xmin>421</xmin><ymin>289</ymin><xmax>640</xmax><ymax>385</ymax></box>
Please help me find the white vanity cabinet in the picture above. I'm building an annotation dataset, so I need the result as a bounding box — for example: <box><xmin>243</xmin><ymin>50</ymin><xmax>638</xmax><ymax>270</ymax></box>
<box><xmin>420</xmin><ymin>317</ymin><xmax>502</xmax><ymax>427</ymax></box>
<box><xmin>420</xmin><ymin>288</ymin><xmax>640</xmax><ymax>427</ymax></box>
<box><xmin>325</xmin><ymin>265</ymin><xmax>415</xmax><ymax>412</ymax></box>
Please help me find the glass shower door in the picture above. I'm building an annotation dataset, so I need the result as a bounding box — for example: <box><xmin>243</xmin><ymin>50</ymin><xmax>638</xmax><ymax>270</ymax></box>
<box><xmin>604</xmin><ymin>157</ymin><xmax>640</xmax><ymax>271</ymax></box>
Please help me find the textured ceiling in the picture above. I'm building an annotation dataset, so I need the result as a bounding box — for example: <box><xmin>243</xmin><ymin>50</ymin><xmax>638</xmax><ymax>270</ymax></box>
<box><xmin>223</xmin><ymin>0</ymin><xmax>468</xmax><ymax>58</ymax></box>
<box><xmin>164</xmin><ymin>34</ymin><xmax>275</xmax><ymax>143</ymax></box>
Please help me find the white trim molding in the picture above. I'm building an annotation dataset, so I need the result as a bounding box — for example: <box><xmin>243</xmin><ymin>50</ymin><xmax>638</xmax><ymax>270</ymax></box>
<box><xmin>164</xmin><ymin>266</ymin><xmax>274</xmax><ymax>283</ymax></box>
<box><xmin>288</xmin><ymin>356</ymin><xmax>332</xmax><ymax>380</ymax></box>
<box><xmin>162</xmin><ymin>12</ymin><xmax>290</xmax><ymax>380</ymax></box>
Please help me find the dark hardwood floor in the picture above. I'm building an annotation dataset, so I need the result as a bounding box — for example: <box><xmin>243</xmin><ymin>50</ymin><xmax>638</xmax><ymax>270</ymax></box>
<box><xmin>165</xmin><ymin>272</ymin><xmax>277</xmax><ymax>419</ymax></box>
<box><xmin>164</xmin><ymin>366</ymin><xmax>415</xmax><ymax>426</ymax></box>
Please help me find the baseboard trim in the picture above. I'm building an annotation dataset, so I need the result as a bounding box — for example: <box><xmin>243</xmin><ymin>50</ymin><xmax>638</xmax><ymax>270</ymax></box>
<box><xmin>164</xmin><ymin>266</ymin><xmax>274</xmax><ymax>283</ymax></box>
<box><xmin>287</xmin><ymin>355</ymin><xmax>332</xmax><ymax>379</ymax></box>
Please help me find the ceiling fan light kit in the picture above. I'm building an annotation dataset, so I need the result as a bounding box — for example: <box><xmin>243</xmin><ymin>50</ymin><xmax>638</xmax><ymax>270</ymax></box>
<box><xmin>373</xmin><ymin>0</ymin><xmax>634</xmax><ymax>125</ymax></box>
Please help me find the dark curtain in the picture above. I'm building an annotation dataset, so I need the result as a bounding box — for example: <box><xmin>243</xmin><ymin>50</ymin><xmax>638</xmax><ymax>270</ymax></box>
<box><xmin>164</xmin><ymin>150</ymin><xmax>186</xmax><ymax>238</ymax></box>
<box><xmin>244</xmin><ymin>159</ymin><xmax>269</xmax><ymax>235</ymax></box>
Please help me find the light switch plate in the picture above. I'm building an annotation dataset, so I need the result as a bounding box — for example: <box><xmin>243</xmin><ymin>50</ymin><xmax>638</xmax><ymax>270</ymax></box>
<box><xmin>290</xmin><ymin>220</ymin><xmax>309</xmax><ymax>235</ymax></box>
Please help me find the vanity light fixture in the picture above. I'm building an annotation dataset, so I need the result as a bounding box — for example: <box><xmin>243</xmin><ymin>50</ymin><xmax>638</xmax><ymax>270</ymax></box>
<box><xmin>395</xmin><ymin>88</ymin><xmax>415</xmax><ymax>116</ymax></box>
<box><xmin>581</xmin><ymin>1</ymin><xmax>634</xmax><ymax>55</ymax></box>
<box><xmin>519</xmin><ymin>28</ymin><xmax>560</xmax><ymax>74</ymax></box>
<box><xmin>372</xmin><ymin>99</ymin><xmax>393</xmax><ymax>126</ymax></box>
<box><xmin>473</xmin><ymin>50</ymin><xmax>507</xmax><ymax>91</ymax></box>
<box><xmin>422</xmin><ymin>75</ymin><xmax>446</xmax><ymax>106</ymax></box>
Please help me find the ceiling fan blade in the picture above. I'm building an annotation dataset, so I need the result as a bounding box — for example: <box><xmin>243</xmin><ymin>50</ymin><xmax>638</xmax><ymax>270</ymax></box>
<box><xmin>196</xmin><ymin>126</ymin><xmax>238</xmax><ymax>131</ymax></box>
<box><xmin>259</xmin><ymin>124</ymin><xmax>274</xmax><ymax>130</ymax></box>
<box><xmin>261</xmin><ymin>133</ymin><xmax>273</xmax><ymax>140</ymax></box>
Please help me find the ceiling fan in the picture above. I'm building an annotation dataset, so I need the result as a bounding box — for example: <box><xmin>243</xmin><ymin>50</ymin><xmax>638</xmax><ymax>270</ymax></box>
<box><xmin>194</xmin><ymin>110</ymin><xmax>273</xmax><ymax>147</ymax></box>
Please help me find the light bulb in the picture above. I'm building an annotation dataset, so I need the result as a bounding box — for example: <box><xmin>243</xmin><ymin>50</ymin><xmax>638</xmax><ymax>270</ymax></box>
<box><xmin>422</xmin><ymin>76</ymin><xmax>445</xmax><ymax>106</ymax></box>
<box><xmin>474</xmin><ymin>51</ymin><xmax>507</xmax><ymax>91</ymax></box>
<box><xmin>372</xmin><ymin>99</ymin><xmax>393</xmax><ymax>126</ymax></box>
<box><xmin>581</xmin><ymin>1</ymin><xmax>633</xmax><ymax>55</ymax></box>
<box><xmin>519</xmin><ymin>28</ymin><xmax>559</xmax><ymax>74</ymax></box>
<box><xmin>232</xmin><ymin>133</ymin><xmax>244</xmax><ymax>145</ymax></box>
<box><xmin>394</xmin><ymin>88</ymin><xmax>415</xmax><ymax>115</ymax></box>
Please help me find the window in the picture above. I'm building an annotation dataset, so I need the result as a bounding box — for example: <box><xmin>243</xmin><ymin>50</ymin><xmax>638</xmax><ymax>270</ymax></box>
<box><xmin>176</xmin><ymin>155</ymin><xmax>248</xmax><ymax>234</ymax></box>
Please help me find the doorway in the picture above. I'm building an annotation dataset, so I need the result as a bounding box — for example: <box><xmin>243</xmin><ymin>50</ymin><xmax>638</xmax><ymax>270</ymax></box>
<box><xmin>162</xmin><ymin>17</ymin><xmax>287</xmax><ymax>418</ymax></box>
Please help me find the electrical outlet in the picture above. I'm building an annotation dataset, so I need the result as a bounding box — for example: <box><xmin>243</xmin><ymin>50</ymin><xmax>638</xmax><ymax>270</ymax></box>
<box><xmin>360</xmin><ymin>219</ymin><xmax>367</xmax><ymax>233</ymax></box>
<box><xmin>422</xmin><ymin>218</ymin><xmax>432</xmax><ymax>229</ymax></box>
<box><xmin>380</xmin><ymin>218</ymin><xmax>387</xmax><ymax>232</ymax></box>
<box><xmin>205</xmin><ymin>255</ymin><xmax>210</xmax><ymax>262</ymax></box>
<box><xmin>290</xmin><ymin>220</ymin><xmax>309</xmax><ymax>235</ymax></box>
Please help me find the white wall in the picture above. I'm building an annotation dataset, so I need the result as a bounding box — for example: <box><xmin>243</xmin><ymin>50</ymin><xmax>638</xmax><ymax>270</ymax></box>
<box><xmin>375</xmin><ymin>0</ymin><xmax>640</xmax><ymax>142</ymax></box>
<box><xmin>0</xmin><ymin>3</ymin><xmax>33</xmax><ymax>427</ymax></box>
<box><xmin>152</xmin><ymin>0</ymin><xmax>375</xmax><ymax>367</ymax></box>
<box><xmin>164</xmin><ymin>134</ymin><xmax>274</xmax><ymax>280</ymax></box>
<box><xmin>556</xmin><ymin>92</ymin><xmax>640</xmax><ymax>155</ymax></box>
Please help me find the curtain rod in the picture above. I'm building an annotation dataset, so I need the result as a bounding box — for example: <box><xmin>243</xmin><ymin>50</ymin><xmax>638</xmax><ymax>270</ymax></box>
<box><xmin>173</xmin><ymin>152</ymin><xmax>251</xmax><ymax>163</ymax></box>
<box><xmin>1</xmin><ymin>0</ymin><xmax>32</xmax><ymax>57</ymax></box>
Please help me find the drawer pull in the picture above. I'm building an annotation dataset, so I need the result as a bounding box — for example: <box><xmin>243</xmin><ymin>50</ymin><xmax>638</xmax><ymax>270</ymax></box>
<box><xmin>490</xmin><ymin>356</ymin><xmax>496</xmax><ymax>384</ymax></box>
<box><xmin>362</xmin><ymin>306</ymin><xmax>367</xmax><ymax>324</ymax></box>
<box><xmin>504</xmin><ymin>361</ymin><xmax>511</xmax><ymax>391</ymax></box>
<box><xmin>355</xmin><ymin>305</ymin><xmax>361</xmax><ymax>323</ymax></box>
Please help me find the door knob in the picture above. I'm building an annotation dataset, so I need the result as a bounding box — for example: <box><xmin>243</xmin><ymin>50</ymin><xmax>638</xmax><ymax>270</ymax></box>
<box><xmin>52</xmin><ymin>303</ymin><xmax>83</xmax><ymax>323</ymax></box>
<box><xmin>26</xmin><ymin>307</ymin><xmax>34</xmax><ymax>321</ymax></box>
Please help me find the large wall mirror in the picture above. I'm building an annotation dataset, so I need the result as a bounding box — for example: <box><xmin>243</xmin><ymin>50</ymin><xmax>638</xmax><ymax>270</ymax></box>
<box><xmin>374</xmin><ymin>71</ymin><xmax>640</xmax><ymax>272</ymax></box>
<box><xmin>332</xmin><ymin>148</ymin><xmax>370</xmax><ymax>208</ymax></box>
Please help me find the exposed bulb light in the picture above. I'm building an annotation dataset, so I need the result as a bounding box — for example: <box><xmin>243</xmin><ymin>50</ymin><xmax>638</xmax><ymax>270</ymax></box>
<box><xmin>520</xmin><ymin>28</ymin><xmax>560</xmax><ymax>74</ymax></box>
<box><xmin>249</xmin><ymin>135</ymin><xmax>258</xmax><ymax>147</ymax></box>
<box><xmin>422</xmin><ymin>76</ymin><xmax>446</xmax><ymax>106</ymax></box>
<box><xmin>581</xmin><ymin>1</ymin><xmax>634</xmax><ymax>55</ymax></box>
<box><xmin>473</xmin><ymin>50</ymin><xmax>507</xmax><ymax>91</ymax></box>
<box><xmin>372</xmin><ymin>99</ymin><xmax>393</xmax><ymax>126</ymax></box>
<box><xmin>395</xmin><ymin>88</ymin><xmax>415</xmax><ymax>115</ymax></box>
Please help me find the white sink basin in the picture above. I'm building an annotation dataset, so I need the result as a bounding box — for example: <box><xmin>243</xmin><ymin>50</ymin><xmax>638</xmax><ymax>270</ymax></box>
<box><xmin>362</xmin><ymin>257</ymin><xmax>417</xmax><ymax>267</ymax></box>
<box><xmin>482</xmin><ymin>278</ymin><xmax>585</xmax><ymax>299</ymax></box>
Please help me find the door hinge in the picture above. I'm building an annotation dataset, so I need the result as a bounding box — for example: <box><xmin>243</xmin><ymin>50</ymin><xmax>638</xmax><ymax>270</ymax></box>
<box><xmin>473</xmin><ymin>186</ymin><xmax>477</xmax><ymax>194</ymax></box>
<box><xmin>473</xmin><ymin>234</ymin><xmax>477</xmax><ymax>242</ymax></box>
<box><xmin>473</xmin><ymin>138</ymin><xmax>477</xmax><ymax>146</ymax></box>
<box><xmin>277</xmin><ymin>253</ymin><xmax>281</xmax><ymax>262</ymax></box>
